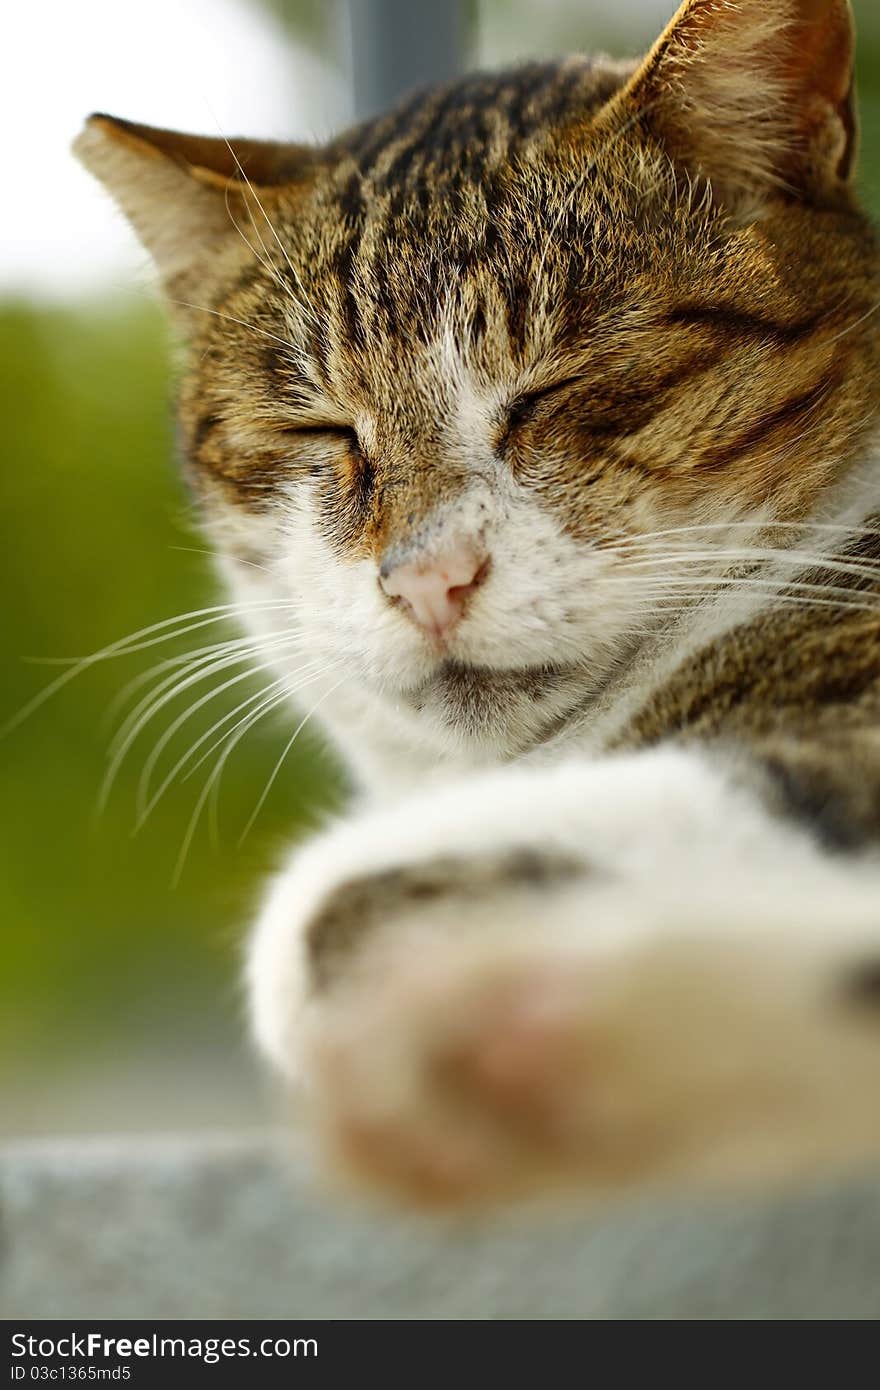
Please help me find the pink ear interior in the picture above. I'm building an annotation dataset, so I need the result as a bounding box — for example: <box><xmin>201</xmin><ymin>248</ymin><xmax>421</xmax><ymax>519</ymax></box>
<box><xmin>779</xmin><ymin>0</ymin><xmax>856</xmax><ymax>180</ymax></box>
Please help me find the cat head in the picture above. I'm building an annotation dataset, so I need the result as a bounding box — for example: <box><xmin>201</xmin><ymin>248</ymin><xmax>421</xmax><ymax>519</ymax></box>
<box><xmin>75</xmin><ymin>0</ymin><xmax>880</xmax><ymax>775</ymax></box>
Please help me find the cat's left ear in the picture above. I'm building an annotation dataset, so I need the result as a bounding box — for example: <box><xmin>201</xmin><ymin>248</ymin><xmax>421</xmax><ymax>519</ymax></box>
<box><xmin>73</xmin><ymin>115</ymin><xmax>317</xmax><ymax>284</ymax></box>
<box><xmin>600</xmin><ymin>0</ymin><xmax>857</xmax><ymax>209</ymax></box>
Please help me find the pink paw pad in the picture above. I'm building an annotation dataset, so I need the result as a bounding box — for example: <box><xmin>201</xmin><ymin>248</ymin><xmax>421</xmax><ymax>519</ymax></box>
<box><xmin>437</xmin><ymin>967</ymin><xmax>591</xmax><ymax>1135</ymax></box>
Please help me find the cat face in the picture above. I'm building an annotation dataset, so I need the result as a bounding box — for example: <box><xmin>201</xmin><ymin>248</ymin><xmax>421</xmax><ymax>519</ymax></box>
<box><xmin>76</xmin><ymin>0</ymin><xmax>880</xmax><ymax>765</ymax></box>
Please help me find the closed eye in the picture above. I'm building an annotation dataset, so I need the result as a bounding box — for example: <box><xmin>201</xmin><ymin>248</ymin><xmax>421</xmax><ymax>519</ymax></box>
<box><xmin>281</xmin><ymin>423</ymin><xmax>361</xmax><ymax>450</ymax></box>
<box><xmin>279</xmin><ymin>421</ymin><xmax>375</xmax><ymax>500</ymax></box>
<box><xmin>502</xmin><ymin>377</ymin><xmax>584</xmax><ymax>439</ymax></box>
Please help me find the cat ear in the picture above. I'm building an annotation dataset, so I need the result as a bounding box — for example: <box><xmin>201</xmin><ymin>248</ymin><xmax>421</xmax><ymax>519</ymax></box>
<box><xmin>73</xmin><ymin>115</ymin><xmax>316</xmax><ymax>282</ymax></box>
<box><xmin>602</xmin><ymin>0</ymin><xmax>856</xmax><ymax>208</ymax></box>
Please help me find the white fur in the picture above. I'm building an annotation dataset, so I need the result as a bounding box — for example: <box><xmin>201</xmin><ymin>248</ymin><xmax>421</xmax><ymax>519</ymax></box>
<box><xmin>248</xmin><ymin>747</ymin><xmax>878</xmax><ymax>1073</ymax></box>
<box><xmin>248</xmin><ymin>746</ymin><xmax>880</xmax><ymax>1196</ymax></box>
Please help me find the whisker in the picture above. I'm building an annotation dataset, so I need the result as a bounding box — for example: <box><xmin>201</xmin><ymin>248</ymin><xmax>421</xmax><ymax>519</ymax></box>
<box><xmin>601</xmin><ymin>579</ymin><xmax>880</xmax><ymax>616</ymax></box>
<box><xmin>3</xmin><ymin>600</ymin><xmax>300</xmax><ymax>736</ymax></box>
<box><xmin>181</xmin><ymin>661</ymin><xmax>338</xmax><ymax>789</ymax></box>
<box><xmin>609</xmin><ymin>546</ymin><xmax>880</xmax><ymax>587</ymax></box>
<box><xmin>606</xmin><ymin>520</ymin><xmax>880</xmax><ymax>550</ymax></box>
<box><xmin>237</xmin><ymin>673</ymin><xmax>349</xmax><ymax>848</ymax></box>
<box><xmin>101</xmin><ymin>634</ymin><xmax>305</xmax><ymax>813</ymax></box>
<box><xmin>222</xmin><ymin>185</ymin><xmax>311</xmax><ymax>325</ymax></box>
<box><xmin>134</xmin><ymin>675</ymin><xmax>292</xmax><ymax>830</ymax></box>
<box><xmin>824</xmin><ymin>298</ymin><xmax>880</xmax><ymax>348</ymax></box>
<box><xmin>206</xmin><ymin>667</ymin><xmax>341</xmax><ymax>849</ymax></box>
<box><xmin>104</xmin><ymin>625</ymin><xmax>308</xmax><ymax>740</ymax></box>
<box><xmin>103</xmin><ymin>632</ymin><xmax>281</xmax><ymax>732</ymax></box>
<box><xmin>165</xmin><ymin>297</ymin><xmax>301</xmax><ymax>357</ymax></box>
<box><xmin>215</xmin><ymin>132</ymin><xmax>322</xmax><ymax>331</ymax></box>
<box><xmin>171</xmin><ymin>669</ymin><xmax>344</xmax><ymax>887</ymax></box>
<box><xmin>135</xmin><ymin>649</ymin><xmax>327</xmax><ymax>821</ymax></box>
<box><xmin>106</xmin><ymin>633</ymin><xmax>295</xmax><ymax>762</ymax></box>
<box><xmin>168</xmin><ymin>544</ymin><xmax>273</xmax><ymax>576</ymax></box>
<box><xmin>180</xmin><ymin>683</ymin><xmax>295</xmax><ymax>787</ymax></box>
<box><xmin>207</xmin><ymin>690</ymin><xmax>297</xmax><ymax>852</ymax></box>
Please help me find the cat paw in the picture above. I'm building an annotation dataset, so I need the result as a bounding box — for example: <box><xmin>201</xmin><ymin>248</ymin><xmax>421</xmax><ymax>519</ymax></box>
<box><xmin>303</xmin><ymin>919</ymin><xmax>880</xmax><ymax>1209</ymax></box>
<box><xmin>249</xmin><ymin>754</ymin><xmax>880</xmax><ymax>1207</ymax></box>
<box><xmin>305</xmin><ymin>944</ymin><xmax>596</xmax><ymax>1205</ymax></box>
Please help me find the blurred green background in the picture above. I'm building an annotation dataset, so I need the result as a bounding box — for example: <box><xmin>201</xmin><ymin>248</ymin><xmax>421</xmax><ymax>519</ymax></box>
<box><xmin>3</xmin><ymin>0</ymin><xmax>880</xmax><ymax>1137</ymax></box>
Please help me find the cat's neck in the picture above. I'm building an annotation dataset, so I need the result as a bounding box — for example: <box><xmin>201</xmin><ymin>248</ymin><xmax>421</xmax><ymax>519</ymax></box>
<box><xmin>318</xmin><ymin>681</ymin><xmax>487</xmax><ymax>801</ymax></box>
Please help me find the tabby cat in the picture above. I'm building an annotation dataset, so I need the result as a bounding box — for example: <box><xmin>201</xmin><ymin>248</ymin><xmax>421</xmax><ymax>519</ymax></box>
<box><xmin>76</xmin><ymin>0</ymin><xmax>880</xmax><ymax>1206</ymax></box>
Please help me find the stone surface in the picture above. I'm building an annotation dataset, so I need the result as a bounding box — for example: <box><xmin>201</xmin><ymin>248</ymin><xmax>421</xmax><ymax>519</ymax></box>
<box><xmin>2</xmin><ymin>1132</ymin><xmax>880</xmax><ymax>1319</ymax></box>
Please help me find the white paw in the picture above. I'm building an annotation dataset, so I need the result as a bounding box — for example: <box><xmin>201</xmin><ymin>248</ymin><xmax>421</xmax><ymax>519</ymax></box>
<box><xmin>302</xmin><ymin>908</ymin><xmax>880</xmax><ymax>1209</ymax></box>
<box><xmin>249</xmin><ymin>747</ymin><xmax>786</xmax><ymax>1079</ymax></box>
<box><xmin>247</xmin><ymin>750</ymin><xmax>880</xmax><ymax>1208</ymax></box>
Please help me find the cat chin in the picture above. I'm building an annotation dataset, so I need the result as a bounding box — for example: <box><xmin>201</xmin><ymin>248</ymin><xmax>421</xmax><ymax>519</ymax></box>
<box><xmin>388</xmin><ymin>659</ymin><xmax>599</xmax><ymax>758</ymax></box>
<box><xmin>409</xmin><ymin>658</ymin><xmax>572</xmax><ymax>707</ymax></box>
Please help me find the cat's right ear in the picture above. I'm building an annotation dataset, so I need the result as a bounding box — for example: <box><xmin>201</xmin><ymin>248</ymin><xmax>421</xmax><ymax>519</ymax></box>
<box><xmin>73</xmin><ymin>115</ymin><xmax>316</xmax><ymax>284</ymax></box>
<box><xmin>597</xmin><ymin>0</ymin><xmax>857</xmax><ymax>210</ymax></box>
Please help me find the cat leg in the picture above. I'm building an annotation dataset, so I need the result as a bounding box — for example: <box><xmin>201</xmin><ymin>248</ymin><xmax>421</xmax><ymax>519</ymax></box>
<box><xmin>249</xmin><ymin>749</ymin><xmax>880</xmax><ymax>1207</ymax></box>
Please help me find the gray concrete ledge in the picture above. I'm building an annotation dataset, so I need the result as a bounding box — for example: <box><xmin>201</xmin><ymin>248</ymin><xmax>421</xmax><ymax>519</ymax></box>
<box><xmin>2</xmin><ymin>1132</ymin><xmax>880</xmax><ymax>1319</ymax></box>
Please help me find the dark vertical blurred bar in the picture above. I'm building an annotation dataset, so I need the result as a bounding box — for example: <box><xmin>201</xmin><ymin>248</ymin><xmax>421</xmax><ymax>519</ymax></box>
<box><xmin>347</xmin><ymin>0</ymin><xmax>471</xmax><ymax>120</ymax></box>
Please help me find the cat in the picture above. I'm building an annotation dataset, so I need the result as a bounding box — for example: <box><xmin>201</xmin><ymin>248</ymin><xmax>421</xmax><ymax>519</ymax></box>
<box><xmin>75</xmin><ymin>0</ymin><xmax>880</xmax><ymax>1208</ymax></box>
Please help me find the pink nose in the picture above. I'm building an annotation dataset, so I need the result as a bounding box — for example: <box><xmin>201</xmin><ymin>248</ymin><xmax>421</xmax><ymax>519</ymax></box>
<box><xmin>380</xmin><ymin>541</ymin><xmax>488</xmax><ymax>639</ymax></box>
